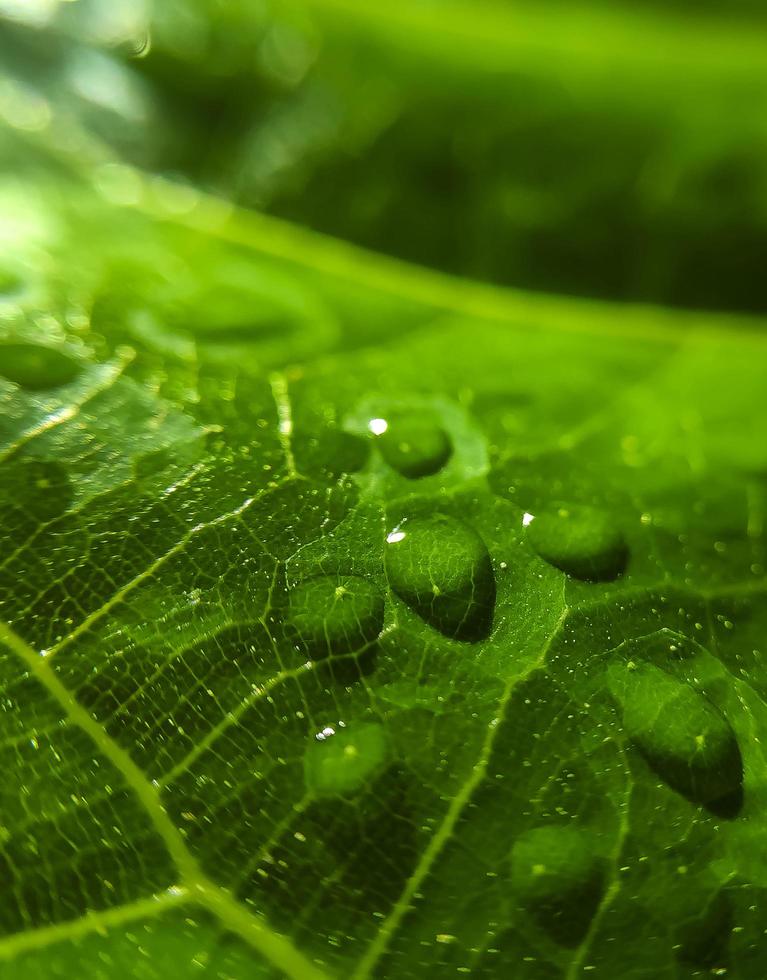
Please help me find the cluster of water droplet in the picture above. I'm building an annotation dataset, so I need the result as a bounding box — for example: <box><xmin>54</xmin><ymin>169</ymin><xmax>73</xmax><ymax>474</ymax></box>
<box><xmin>7</xmin><ymin>343</ymin><xmax>745</xmax><ymax>960</ymax></box>
<box><xmin>292</xmin><ymin>407</ymin><xmax>745</xmax><ymax>966</ymax></box>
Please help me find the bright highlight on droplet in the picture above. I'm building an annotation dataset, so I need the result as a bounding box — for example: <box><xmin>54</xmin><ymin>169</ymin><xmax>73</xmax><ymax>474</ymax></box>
<box><xmin>522</xmin><ymin>512</ymin><xmax>535</xmax><ymax>527</ymax></box>
<box><xmin>386</xmin><ymin>529</ymin><xmax>406</xmax><ymax>544</ymax></box>
<box><xmin>368</xmin><ymin>417</ymin><xmax>388</xmax><ymax>435</ymax></box>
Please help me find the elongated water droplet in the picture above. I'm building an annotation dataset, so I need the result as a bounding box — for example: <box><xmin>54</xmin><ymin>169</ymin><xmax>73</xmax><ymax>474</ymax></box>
<box><xmin>376</xmin><ymin>417</ymin><xmax>452</xmax><ymax>478</ymax></box>
<box><xmin>384</xmin><ymin>514</ymin><xmax>494</xmax><ymax>640</ymax></box>
<box><xmin>509</xmin><ymin>825</ymin><xmax>604</xmax><ymax>946</ymax></box>
<box><xmin>0</xmin><ymin>343</ymin><xmax>81</xmax><ymax>390</ymax></box>
<box><xmin>608</xmin><ymin>661</ymin><xmax>743</xmax><ymax>807</ymax></box>
<box><xmin>527</xmin><ymin>505</ymin><xmax>627</xmax><ymax>581</ymax></box>
<box><xmin>287</xmin><ymin>575</ymin><xmax>384</xmax><ymax>660</ymax></box>
<box><xmin>304</xmin><ymin>722</ymin><xmax>389</xmax><ymax>797</ymax></box>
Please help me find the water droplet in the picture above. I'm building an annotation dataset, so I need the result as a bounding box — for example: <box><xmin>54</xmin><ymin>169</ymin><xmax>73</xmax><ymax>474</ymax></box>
<box><xmin>608</xmin><ymin>662</ymin><xmax>743</xmax><ymax>808</ymax></box>
<box><xmin>384</xmin><ymin>514</ymin><xmax>495</xmax><ymax>641</ymax></box>
<box><xmin>375</xmin><ymin>417</ymin><xmax>452</xmax><ymax>478</ymax></box>
<box><xmin>286</xmin><ymin>575</ymin><xmax>384</xmax><ymax>660</ymax></box>
<box><xmin>304</xmin><ymin>722</ymin><xmax>389</xmax><ymax>797</ymax></box>
<box><xmin>527</xmin><ymin>505</ymin><xmax>627</xmax><ymax>581</ymax></box>
<box><xmin>0</xmin><ymin>343</ymin><xmax>81</xmax><ymax>390</ymax></box>
<box><xmin>509</xmin><ymin>825</ymin><xmax>605</xmax><ymax>946</ymax></box>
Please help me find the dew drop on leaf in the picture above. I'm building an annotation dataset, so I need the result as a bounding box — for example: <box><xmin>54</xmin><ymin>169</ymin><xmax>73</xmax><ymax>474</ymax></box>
<box><xmin>375</xmin><ymin>416</ymin><xmax>452</xmax><ymax>478</ymax></box>
<box><xmin>509</xmin><ymin>825</ymin><xmax>605</xmax><ymax>946</ymax></box>
<box><xmin>304</xmin><ymin>722</ymin><xmax>389</xmax><ymax>797</ymax></box>
<box><xmin>608</xmin><ymin>661</ymin><xmax>743</xmax><ymax>808</ymax></box>
<box><xmin>384</xmin><ymin>514</ymin><xmax>495</xmax><ymax>640</ymax></box>
<box><xmin>287</xmin><ymin>575</ymin><xmax>384</xmax><ymax>660</ymax></box>
<box><xmin>527</xmin><ymin>504</ymin><xmax>627</xmax><ymax>581</ymax></box>
<box><xmin>0</xmin><ymin>343</ymin><xmax>82</xmax><ymax>390</ymax></box>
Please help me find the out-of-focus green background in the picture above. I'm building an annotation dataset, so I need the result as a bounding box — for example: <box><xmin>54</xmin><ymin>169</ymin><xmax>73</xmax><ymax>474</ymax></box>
<box><xmin>1</xmin><ymin>0</ymin><xmax>765</xmax><ymax>314</ymax></box>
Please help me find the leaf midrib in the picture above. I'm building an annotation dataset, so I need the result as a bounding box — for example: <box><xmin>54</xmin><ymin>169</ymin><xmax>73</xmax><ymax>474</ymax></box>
<box><xmin>0</xmin><ymin>618</ymin><xmax>330</xmax><ymax>980</ymax></box>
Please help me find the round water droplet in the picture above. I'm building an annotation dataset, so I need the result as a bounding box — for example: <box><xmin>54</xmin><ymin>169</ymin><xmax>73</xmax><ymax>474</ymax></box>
<box><xmin>0</xmin><ymin>343</ymin><xmax>81</xmax><ymax>391</ymax></box>
<box><xmin>304</xmin><ymin>722</ymin><xmax>389</xmax><ymax>797</ymax></box>
<box><xmin>609</xmin><ymin>662</ymin><xmax>743</xmax><ymax>806</ymax></box>
<box><xmin>287</xmin><ymin>575</ymin><xmax>384</xmax><ymax>660</ymax></box>
<box><xmin>384</xmin><ymin>514</ymin><xmax>494</xmax><ymax>641</ymax></box>
<box><xmin>527</xmin><ymin>505</ymin><xmax>627</xmax><ymax>581</ymax></box>
<box><xmin>510</xmin><ymin>825</ymin><xmax>604</xmax><ymax>946</ymax></box>
<box><xmin>376</xmin><ymin>417</ymin><xmax>452</xmax><ymax>478</ymax></box>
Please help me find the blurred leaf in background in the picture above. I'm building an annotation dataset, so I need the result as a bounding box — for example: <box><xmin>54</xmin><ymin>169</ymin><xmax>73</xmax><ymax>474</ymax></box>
<box><xmin>2</xmin><ymin>0</ymin><xmax>767</xmax><ymax>312</ymax></box>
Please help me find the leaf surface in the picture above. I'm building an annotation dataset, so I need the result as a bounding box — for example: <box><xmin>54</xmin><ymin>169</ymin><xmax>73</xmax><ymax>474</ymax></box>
<box><xmin>0</xmin><ymin>175</ymin><xmax>766</xmax><ymax>979</ymax></box>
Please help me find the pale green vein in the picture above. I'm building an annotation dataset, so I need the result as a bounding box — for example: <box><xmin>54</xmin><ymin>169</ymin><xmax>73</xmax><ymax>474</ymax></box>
<box><xmin>0</xmin><ymin>887</ymin><xmax>188</xmax><ymax>962</ymax></box>
<box><xmin>564</xmin><ymin>748</ymin><xmax>632</xmax><ymax>980</ymax></box>
<box><xmin>0</xmin><ymin>352</ymin><xmax>132</xmax><ymax>465</ymax></box>
<box><xmin>43</xmin><ymin>490</ymin><xmax>264</xmax><ymax>660</ymax></box>
<box><xmin>0</xmin><ymin>619</ymin><xmax>203</xmax><ymax>881</ymax></box>
<box><xmin>269</xmin><ymin>371</ymin><xmax>298</xmax><ymax>477</ymax></box>
<box><xmin>198</xmin><ymin>884</ymin><xmax>328</xmax><ymax>980</ymax></box>
<box><xmin>158</xmin><ymin>659</ymin><xmax>315</xmax><ymax>788</ymax></box>
<box><xmin>352</xmin><ymin>600</ymin><xmax>569</xmax><ymax>980</ymax></box>
<box><xmin>0</xmin><ymin>619</ymin><xmax>331</xmax><ymax>980</ymax></box>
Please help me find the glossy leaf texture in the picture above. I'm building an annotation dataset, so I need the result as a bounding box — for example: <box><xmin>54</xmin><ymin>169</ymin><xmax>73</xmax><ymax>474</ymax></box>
<box><xmin>0</xmin><ymin>168</ymin><xmax>766</xmax><ymax>980</ymax></box>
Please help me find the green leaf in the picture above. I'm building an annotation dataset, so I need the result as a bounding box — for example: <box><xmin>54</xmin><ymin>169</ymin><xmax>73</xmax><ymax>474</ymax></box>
<box><xmin>0</xmin><ymin>172</ymin><xmax>766</xmax><ymax>980</ymax></box>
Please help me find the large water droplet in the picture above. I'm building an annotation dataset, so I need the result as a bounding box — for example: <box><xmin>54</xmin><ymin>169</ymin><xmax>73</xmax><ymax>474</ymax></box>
<box><xmin>304</xmin><ymin>722</ymin><xmax>389</xmax><ymax>797</ymax></box>
<box><xmin>609</xmin><ymin>661</ymin><xmax>743</xmax><ymax>808</ymax></box>
<box><xmin>509</xmin><ymin>825</ymin><xmax>605</xmax><ymax>946</ymax></box>
<box><xmin>375</xmin><ymin>417</ymin><xmax>452</xmax><ymax>478</ymax></box>
<box><xmin>527</xmin><ymin>505</ymin><xmax>627</xmax><ymax>581</ymax></box>
<box><xmin>287</xmin><ymin>575</ymin><xmax>384</xmax><ymax>660</ymax></box>
<box><xmin>0</xmin><ymin>343</ymin><xmax>81</xmax><ymax>391</ymax></box>
<box><xmin>384</xmin><ymin>514</ymin><xmax>494</xmax><ymax>640</ymax></box>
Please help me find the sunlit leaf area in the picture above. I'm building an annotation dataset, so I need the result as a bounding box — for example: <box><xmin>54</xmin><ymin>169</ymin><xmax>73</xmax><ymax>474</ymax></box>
<box><xmin>1</xmin><ymin>1</ymin><xmax>766</xmax><ymax>978</ymax></box>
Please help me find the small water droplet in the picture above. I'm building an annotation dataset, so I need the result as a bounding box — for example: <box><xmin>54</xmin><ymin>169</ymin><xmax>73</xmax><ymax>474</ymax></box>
<box><xmin>509</xmin><ymin>825</ymin><xmax>605</xmax><ymax>946</ymax></box>
<box><xmin>286</xmin><ymin>575</ymin><xmax>384</xmax><ymax>660</ymax></box>
<box><xmin>527</xmin><ymin>505</ymin><xmax>627</xmax><ymax>581</ymax></box>
<box><xmin>608</xmin><ymin>661</ymin><xmax>743</xmax><ymax>809</ymax></box>
<box><xmin>304</xmin><ymin>722</ymin><xmax>389</xmax><ymax>797</ymax></box>
<box><xmin>384</xmin><ymin>514</ymin><xmax>495</xmax><ymax>641</ymax></box>
<box><xmin>0</xmin><ymin>343</ymin><xmax>82</xmax><ymax>390</ymax></box>
<box><xmin>375</xmin><ymin>416</ymin><xmax>452</xmax><ymax>479</ymax></box>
